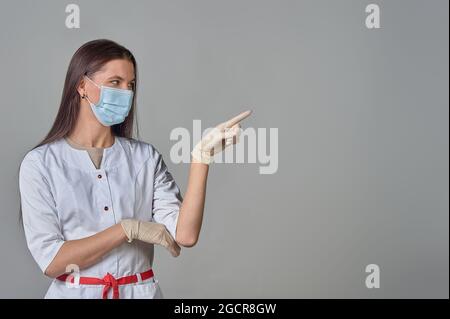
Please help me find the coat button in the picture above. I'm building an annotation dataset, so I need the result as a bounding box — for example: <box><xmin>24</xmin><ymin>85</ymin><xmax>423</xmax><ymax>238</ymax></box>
<box><xmin>97</xmin><ymin>174</ymin><xmax>102</xmax><ymax>179</ymax></box>
<box><xmin>104</xmin><ymin>206</ymin><xmax>109</xmax><ymax>211</ymax></box>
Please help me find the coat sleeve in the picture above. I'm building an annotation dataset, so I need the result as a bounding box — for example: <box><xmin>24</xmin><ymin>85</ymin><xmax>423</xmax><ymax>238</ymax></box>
<box><xmin>150</xmin><ymin>145</ymin><xmax>183</xmax><ymax>240</ymax></box>
<box><xmin>19</xmin><ymin>153</ymin><xmax>65</xmax><ymax>274</ymax></box>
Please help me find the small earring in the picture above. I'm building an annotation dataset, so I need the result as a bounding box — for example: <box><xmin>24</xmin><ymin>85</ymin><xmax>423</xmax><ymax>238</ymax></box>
<box><xmin>81</xmin><ymin>94</ymin><xmax>86</xmax><ymax>99</ymax></box>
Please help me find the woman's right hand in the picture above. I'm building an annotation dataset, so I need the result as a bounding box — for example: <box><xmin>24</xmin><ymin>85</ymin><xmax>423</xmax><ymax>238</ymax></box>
<box><xmin>120</xmin><ymin>219</ymin><xmax>181</xmax><ymax>257</ymax></box>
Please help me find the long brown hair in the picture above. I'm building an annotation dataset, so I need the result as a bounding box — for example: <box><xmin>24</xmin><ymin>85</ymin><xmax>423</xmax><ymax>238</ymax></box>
<box><xmin>35</xmin><ymin>38</ymin><xmax>140</xmax><ymax>148</ymax></box>
<box><xmin>19</xmin><ymin>39</ymin><xmax>141</xmax><ymax>224</ymax></box>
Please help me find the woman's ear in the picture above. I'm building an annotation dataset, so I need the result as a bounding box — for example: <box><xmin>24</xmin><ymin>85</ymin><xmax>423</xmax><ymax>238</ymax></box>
<box><xmin>77</xmin><ymin>78</ymin><xmax>86</xmax><ymax>99</ymax></box>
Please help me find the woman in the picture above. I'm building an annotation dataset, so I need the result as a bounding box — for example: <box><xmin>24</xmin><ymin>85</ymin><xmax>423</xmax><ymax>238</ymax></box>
<box><xmin>18</xmin><ymin>39</ymin><xmax>251</xmax><ymax>299</ymax></box>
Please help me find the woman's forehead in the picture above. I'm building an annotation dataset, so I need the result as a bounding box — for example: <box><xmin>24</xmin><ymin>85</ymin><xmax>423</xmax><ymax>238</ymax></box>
<box><xmin>95</xmin><ymin>59</ymin><xmax>135</xmax><ymax>79</ymax></box>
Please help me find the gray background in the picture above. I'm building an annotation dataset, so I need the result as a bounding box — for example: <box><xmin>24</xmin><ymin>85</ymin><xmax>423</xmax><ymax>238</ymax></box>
<box><xmin>0</xmin><ymin>0</ymin><xmax>448</xmax><ymax>298</ymax></box>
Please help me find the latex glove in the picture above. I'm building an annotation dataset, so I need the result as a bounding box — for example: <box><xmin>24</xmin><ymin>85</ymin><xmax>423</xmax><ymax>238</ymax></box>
<box><xmin>120</xmin><ymin>219</ymin><xmax>181</xmax><ymax>257</ymax></box>
<box><xmin>191</xmin><ymin>110</ymin><xmax>252</xmax><ymax>164</ymax></box>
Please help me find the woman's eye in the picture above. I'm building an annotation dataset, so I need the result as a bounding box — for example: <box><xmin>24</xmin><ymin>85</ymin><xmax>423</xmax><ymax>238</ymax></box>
<box><xmin>110</xmin><ymin>80</ymin><xmax>120</xmax><ymax>85</ymax></box>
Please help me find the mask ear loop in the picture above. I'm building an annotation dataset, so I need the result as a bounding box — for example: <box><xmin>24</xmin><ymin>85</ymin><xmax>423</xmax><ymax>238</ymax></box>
<box><xmin>84</xmin><ymin>93</ymin><xmax>95</xmax><ymax>107</ymax></box>
<box><xmin>83</xmin><ymin>76</ymin><xmax>100</xmax><ymax>106</ymax></box>
<box><xmin>84</xmin><ymin>75</ymin><xmax>101</xmax><ymax>88</ymax></box>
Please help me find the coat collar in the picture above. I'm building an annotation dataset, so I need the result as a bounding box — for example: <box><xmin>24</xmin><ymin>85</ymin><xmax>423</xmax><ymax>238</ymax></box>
<box><xmin>58</xmin><ymin>135</ymin><xmax>127</xmax><ymax>172</ymax></box>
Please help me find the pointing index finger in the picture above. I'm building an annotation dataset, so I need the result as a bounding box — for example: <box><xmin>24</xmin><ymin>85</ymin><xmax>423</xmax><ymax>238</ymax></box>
<box><xmin>224</xmin><ymin>110</ymin><xmax>252</xmax><ymax>128</ymax></box>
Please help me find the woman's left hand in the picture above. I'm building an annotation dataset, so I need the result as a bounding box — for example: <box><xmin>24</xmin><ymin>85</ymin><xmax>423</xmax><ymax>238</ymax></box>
<box><xmin>191</xmin><ymin>110</ymin><xmax>252</xmax><ymax>164</ymax></box>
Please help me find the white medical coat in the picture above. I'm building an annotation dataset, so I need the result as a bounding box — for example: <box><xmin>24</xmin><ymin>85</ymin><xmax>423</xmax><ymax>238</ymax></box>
<box><xmin>19</xmin><ymin>136</ymin><xmax>182</xmax><ymax>298</ymax></box>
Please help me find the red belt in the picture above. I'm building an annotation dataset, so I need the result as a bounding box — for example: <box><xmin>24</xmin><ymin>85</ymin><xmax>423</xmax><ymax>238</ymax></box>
<box><xmin>56</xmin><ymin>268</ymin><xmax>154</xmax><ymax>299</ymax></box>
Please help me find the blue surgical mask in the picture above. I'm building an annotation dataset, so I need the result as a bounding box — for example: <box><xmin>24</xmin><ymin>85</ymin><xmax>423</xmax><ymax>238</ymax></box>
<box><xmin>84</xmin><ymin>76</ymin><xmax>134</xmax><ymax>126</ymax></box>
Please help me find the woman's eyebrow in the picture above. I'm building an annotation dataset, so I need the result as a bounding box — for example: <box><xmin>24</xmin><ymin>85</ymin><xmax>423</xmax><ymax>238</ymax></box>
<box><xmin>106</xmin><ymin>75</ymin><xmax>136</xmax><ymax>82</ymax></box>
